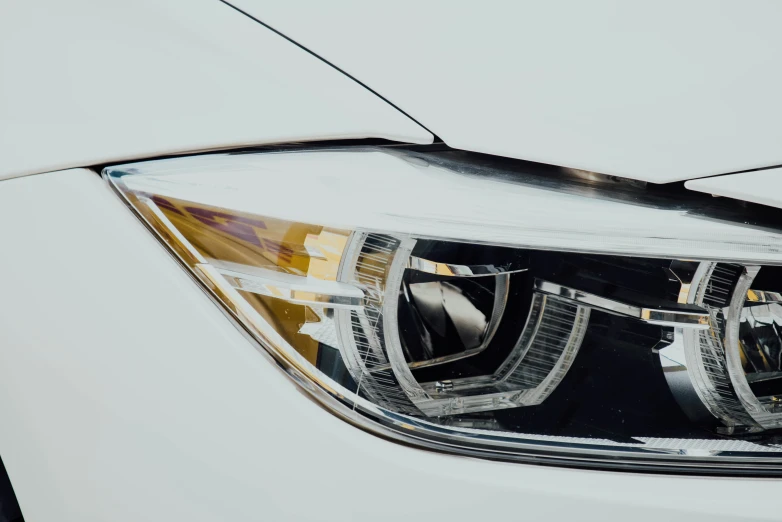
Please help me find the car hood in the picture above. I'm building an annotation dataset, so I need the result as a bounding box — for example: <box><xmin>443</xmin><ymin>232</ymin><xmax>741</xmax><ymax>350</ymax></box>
<box><xmin>231</xmin><ymin>1</ymin><xmax>782</xmax><ymax>184</ymax></box>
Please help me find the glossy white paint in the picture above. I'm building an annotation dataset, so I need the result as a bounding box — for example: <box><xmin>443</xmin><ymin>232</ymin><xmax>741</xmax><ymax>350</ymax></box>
<box><xmin>235</xmin><ymin>0</ymin><xmax>782</xmax><ymax>183</ymax></box>
<box><xmin>0</xmin><ymin>170</ymin><xmax>779</xmax><ymax>522</ymax></box>
<box><xmin>686</xmin><ymin>168</ymin><xmax>782</xmax><ymax>210</ymax></box>
<box><xmin>0</xmin><ymin>0</ymin><xmax>432</xmax><ymax>181</ymax></box>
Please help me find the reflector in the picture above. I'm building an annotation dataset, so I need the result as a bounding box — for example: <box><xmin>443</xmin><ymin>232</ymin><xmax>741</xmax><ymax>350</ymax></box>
<box><xmin>104</xmin><ymin>147</ymin><xmax>782</xmax><ymax>474</ymax></box>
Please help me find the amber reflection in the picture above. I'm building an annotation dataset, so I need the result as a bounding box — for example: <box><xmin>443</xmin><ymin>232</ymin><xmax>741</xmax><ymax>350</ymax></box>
<box><xmin>133</xmin><ymin>192</ymin><xmax>350</xmax><ymax>365</ymax></box>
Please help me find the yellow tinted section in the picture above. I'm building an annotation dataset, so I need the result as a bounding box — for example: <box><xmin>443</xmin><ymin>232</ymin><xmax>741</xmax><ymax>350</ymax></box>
<box><xmin>130</xmin><ymin>192</ymin><xmax>351</xmax><ymax>365</ymax></box>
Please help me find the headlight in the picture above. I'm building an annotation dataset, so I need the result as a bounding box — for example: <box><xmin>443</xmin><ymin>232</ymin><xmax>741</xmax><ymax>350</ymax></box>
<box><xmin>105</xmin><ymin>147</ymin><xmax>782</xmax><ymax>474</ymax></box>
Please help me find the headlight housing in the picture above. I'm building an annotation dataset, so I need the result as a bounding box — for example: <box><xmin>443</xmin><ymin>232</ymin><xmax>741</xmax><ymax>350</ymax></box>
<box><xmin>105</xmin><ymin>147</ymin><xmax>782</xmax><ymax>474</ymax></box>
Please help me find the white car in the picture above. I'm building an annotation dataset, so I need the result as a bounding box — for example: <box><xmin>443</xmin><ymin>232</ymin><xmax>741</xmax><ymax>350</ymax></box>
<box><xmin>3</xmin><ymin>1</ymin><xmax>782</xmax><ymax>521</ymax></box>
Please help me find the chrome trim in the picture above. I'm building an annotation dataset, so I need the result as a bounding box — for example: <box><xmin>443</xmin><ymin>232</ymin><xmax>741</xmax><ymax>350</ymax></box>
<box><xmin>534</xmin><ymin>279</ymin><xmax>710</xmax><ymax>328</ymax></box>
<box><xmin>209</xmin><ymin>258</ymin><xmax>365</xmax><ymax>310</ymax></box>
<box><xmin>407</xmin><ymin>255</ymin><xmax>527</xmax><ymax>277</ymax></box>
<box><xmin>103</xmin><ymin>147</ymin><xmax>782</xmax><ymax>477</ymax></box>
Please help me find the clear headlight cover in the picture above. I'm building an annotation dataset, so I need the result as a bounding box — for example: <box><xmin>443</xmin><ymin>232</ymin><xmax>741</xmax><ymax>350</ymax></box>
<box><xmin>105</xmin><ymin>147</ymin><xmax>782</xmax><ymax>475</ymax></box>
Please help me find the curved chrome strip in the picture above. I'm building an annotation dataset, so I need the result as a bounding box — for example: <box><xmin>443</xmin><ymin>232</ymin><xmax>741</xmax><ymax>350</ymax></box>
<box><xmin>534</xmin><ymin>279</ymin><xmax>710</xmax><ymax>329</ymax></box>
<box><xmin>209</xmin><ymin>258</ymin><xmax>365</xmax><ymax>309</ymax></box>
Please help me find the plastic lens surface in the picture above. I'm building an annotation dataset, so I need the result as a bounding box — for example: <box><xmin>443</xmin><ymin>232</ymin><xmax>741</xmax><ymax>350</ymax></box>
<box><xmin>106</xmin><ymin>148</ymin><xmax>782</xmax><ymax>474</ymax></box>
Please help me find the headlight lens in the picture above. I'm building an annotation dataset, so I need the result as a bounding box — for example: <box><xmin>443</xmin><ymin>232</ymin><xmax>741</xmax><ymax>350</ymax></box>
<box><xmin>106</xmin><ymin>147</ymin><xmax>782</xmax><ymax>474</ymax></box>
